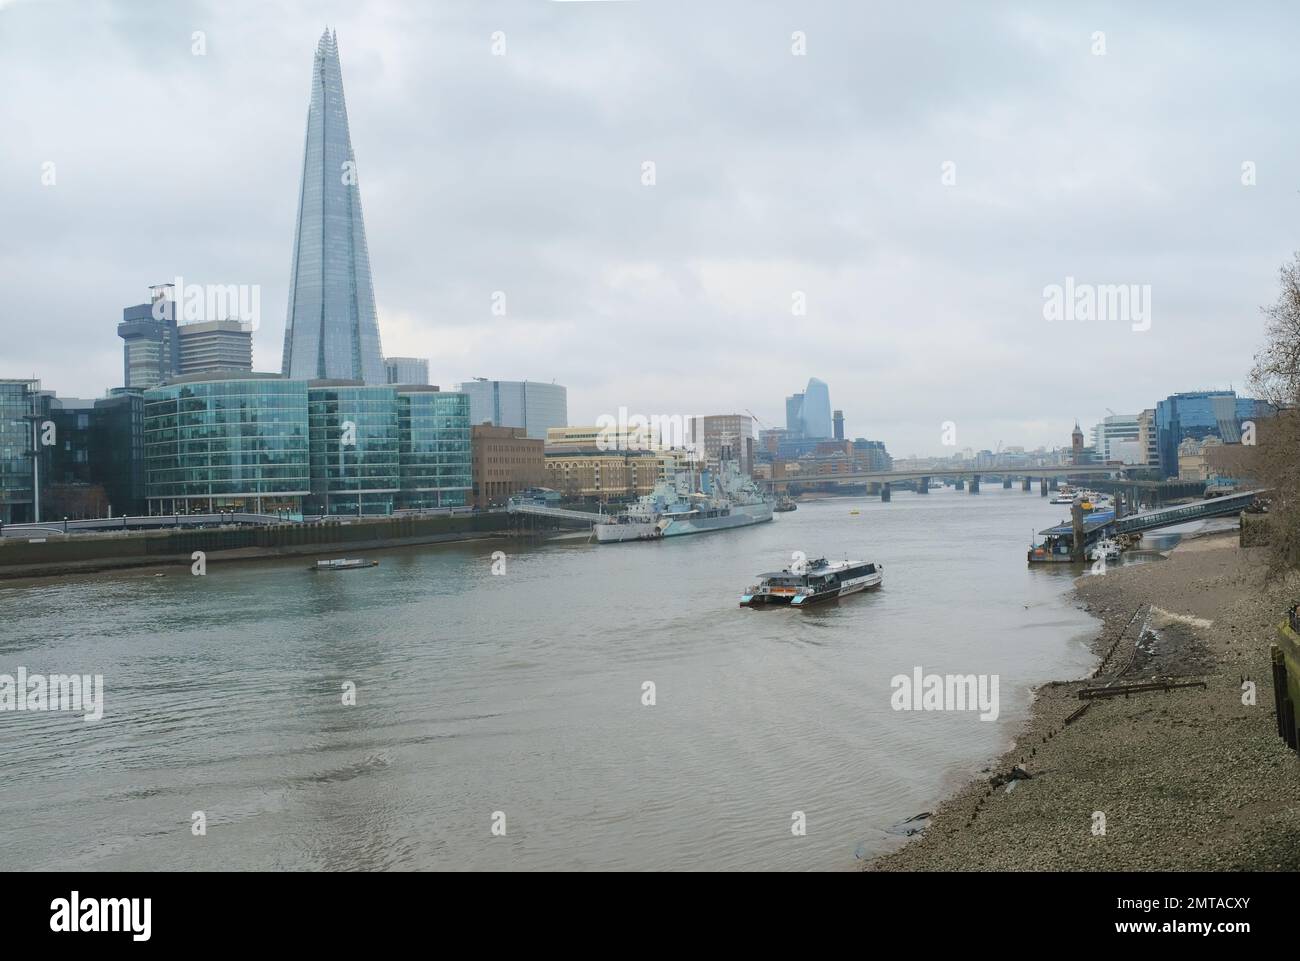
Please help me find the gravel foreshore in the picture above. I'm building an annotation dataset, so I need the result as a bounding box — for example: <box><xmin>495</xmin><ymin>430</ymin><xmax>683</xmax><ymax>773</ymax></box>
<box><xmin>871</xmin><ymin>530</ymin><xmax>1300</xmax><ymax>871</ymax></box>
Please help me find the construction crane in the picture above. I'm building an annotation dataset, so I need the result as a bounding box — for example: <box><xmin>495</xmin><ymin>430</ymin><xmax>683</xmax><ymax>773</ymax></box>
<box><xmin>745</xmin><ymin>408</ymin><xmax>775</xmax><ymax>432</ymax></box>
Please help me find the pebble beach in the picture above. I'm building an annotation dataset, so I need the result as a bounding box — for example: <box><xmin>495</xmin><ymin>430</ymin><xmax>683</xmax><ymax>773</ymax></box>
<box><xmin>872</xmin><ymin>529</ymin><xmax>1300</xmax><ymax>871</ymax></box>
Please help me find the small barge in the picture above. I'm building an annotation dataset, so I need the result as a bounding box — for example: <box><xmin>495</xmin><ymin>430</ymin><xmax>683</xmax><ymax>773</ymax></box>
<box><xmin>311</xmin><ymin>558</ymin><xmax>379</xmax><ymax>571</ymax></box>
<box><xmin>741</xmin><ymin>557</ymin><xmax>882</xmax><ymax>607</ymax></box>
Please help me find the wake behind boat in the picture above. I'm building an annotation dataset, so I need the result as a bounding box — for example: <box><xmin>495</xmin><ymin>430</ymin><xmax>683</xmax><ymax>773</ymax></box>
<box><xmin>740</xmin><ymin>556</ymin><xmax>882</xmax><ymax>607</ymax></box>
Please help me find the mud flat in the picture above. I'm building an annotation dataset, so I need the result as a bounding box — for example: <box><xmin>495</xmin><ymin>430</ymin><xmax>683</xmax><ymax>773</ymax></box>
<box><xmin>872</xmin><ymin>531</ymin><xmax>1300</xmax><ymax>871</ymax></box>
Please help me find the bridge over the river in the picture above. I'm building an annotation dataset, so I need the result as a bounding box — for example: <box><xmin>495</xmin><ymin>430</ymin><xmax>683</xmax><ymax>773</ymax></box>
<box><xmin>769</xmin><ymin>464</ymin><xmax>1124</xmax><ymax>498</ymax></box>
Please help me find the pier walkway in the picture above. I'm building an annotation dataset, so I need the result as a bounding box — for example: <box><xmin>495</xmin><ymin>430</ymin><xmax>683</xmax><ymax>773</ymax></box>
<box><xmin>1033</xmin><ymin>490</ymin><xmax>1267</xmax><ymax>563</ymax></box>
<box><xmin>505</xmin><ymin>501</ymin><xmax>604</xmax><ymax>527</ymax></box>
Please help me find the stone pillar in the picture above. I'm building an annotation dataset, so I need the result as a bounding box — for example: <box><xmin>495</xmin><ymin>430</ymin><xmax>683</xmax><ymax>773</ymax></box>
<box><xmin>955</xmin><ymin>477</ymin><xmax>965</xmax><ymax>491</ymax></box>
<box><xmin>1049</xmin><ymin>478</ymin><xmax>1059</xmax><ymax>491</ymax></box>
<box><xmin>1022</xmin><ymin>477</ymin><xmax>1032</xmax><ymax>492</ymax></box>
<box><xmin>1040</xmin><ymin>478</ymin><xmax>1048</xmax><ymax>497</ymax></box>
<box><xmin>970</xmin><ymin>475</ymin><xmax>981</xmax><ymax>494</ymax></box>
<box><xmin>918</xmin><ymin>476</ymin><xmax>930</xmax><ymax>493</ymax></box>
<box><xmin>881</xmin><ymin>482</ymin><xmax>891</xmax><ymax>502</ymax></box>
<box><xmin>1002</xmin><ymin>477</ymin><xmax>1012</xmax><ymax>489</ymax></box>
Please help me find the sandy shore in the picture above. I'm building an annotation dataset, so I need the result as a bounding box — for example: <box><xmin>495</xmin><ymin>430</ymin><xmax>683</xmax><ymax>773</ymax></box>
<box><xmin>872</xmin><ymin>530</ymin><xmax>1300</xmax><ymax>871</ymax></box>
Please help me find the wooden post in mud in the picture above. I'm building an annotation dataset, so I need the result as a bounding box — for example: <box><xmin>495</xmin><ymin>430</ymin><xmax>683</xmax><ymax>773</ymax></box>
<box><xmin>1071</xmin><ymin>501</ymin><xmax>1085</xmax><ymax>562</ymax></box>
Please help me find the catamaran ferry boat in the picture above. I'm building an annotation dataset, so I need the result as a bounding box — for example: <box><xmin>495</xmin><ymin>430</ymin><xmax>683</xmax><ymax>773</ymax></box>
<box><xmin>740</xmin><ymin>557</ymin><xmax>883</xmax><ymax>607</ymax></box>
<box><xmin>594</xmin><ymin>460</ymin><xmax>773</xmax><ymax>543</ymax></box>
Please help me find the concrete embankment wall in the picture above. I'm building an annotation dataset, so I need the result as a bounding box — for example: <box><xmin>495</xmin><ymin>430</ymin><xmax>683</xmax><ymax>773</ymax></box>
<box><xmin>0</xmin><ymin>513</ymin><xmax>509</xmax><ymax>579</ymax></box>
<box><xmin>1273</xmin><ymin>620</ymin><xmax>1300</xmax><ymax>753</ymax></box>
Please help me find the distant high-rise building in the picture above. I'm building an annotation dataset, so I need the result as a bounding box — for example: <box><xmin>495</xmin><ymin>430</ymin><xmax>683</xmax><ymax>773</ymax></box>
<box><xmin>1090</xmin><ymin>414</ymin><xmax>1140</xmax><ymax>463</ymax></box>
<box><xmin>784</xmin><ymin>378</ymin><xmax>832</xmax><ymax>439</ymax></box>
<box><xmin>801</xmin><ymin>378</ymin><xmax>833</xmax><ymax>439</ymax></box>
<box><xmin>177</xmin><ymin>320</ymin><xmax>253</xmax><ymax>376</ymax></box>
<box><xmin>280</xmin><ymin>30</ymin><xmax>385</xmax><ymax>385</ymax></box>
<box><xmin>118</xmin><ymin>285</ymin><xmax>179</xmax><ymax>390</ymax></box>
<box><xmin>832</xmin><ymin>410</ymin><xmax>845</xmax><ymax>441</ymax></box>
<box><xmin>385</xmin><ymin>357</ymin><xmax>429</xmax><ymax>386</ymax></box>
<box><xmin>698</xmin><ymin>414</ymin><xmax>755</xmax><ymax>476</ymax></box>
<box><xmin>785</xmin><ymin>392</ymin><xmax>804</xmax><ymax>436</ymax></box>
<box><xmin>457</xmin><ymin>379</ymin><xmax>567</xmax><ymax>441</ymax></box>
<box><xmin>1136</xmin><ymin>408</ymin><xmax>1159</xmax><ymax>468</ymax></box>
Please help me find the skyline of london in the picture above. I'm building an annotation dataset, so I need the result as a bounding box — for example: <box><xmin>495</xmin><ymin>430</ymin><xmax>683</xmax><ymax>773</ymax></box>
<box><xmin>2</xmin><ymin>0</ymin><xmax>1293</xmax><ymax>456</ymax></box>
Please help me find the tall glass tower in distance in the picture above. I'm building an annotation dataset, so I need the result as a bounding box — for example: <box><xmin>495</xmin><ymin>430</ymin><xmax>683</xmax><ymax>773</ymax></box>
<box><xmin>800</xmin><ymin>378</ymin><xmax>833</xmax><ymax>439</ymax></box>
<box><xmin>281</xmin><ymin>29</ymin><xmax>386</xmax><ymax>385</ymax></box>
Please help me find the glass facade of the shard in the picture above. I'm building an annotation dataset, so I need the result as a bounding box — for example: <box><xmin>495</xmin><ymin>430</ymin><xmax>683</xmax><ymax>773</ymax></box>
<box><xmin>281</xmin><ymin>30</ymin><xmax>386</xmax><ymax>385</ymax></box>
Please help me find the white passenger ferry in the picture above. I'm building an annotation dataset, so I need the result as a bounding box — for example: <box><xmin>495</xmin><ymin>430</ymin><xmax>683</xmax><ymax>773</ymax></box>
<box><xmin>740</xmin><ymin>556</ymin><xmax>883</xmax><ymax>607</ymax></box>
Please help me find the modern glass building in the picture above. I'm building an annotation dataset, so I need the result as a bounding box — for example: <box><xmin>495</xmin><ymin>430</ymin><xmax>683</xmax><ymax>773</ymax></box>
<box><xmin>43</xmin><ymin>397</ymin><xmax>95</xmax><ymax>487</ymax></box>
<box><xmin>784</xmin><ymin>378</ymin><xmax>833</xmax><ymax>439</ymax></box>
<box><xmin>1154</xmin><ymin>390</ymin><xmax>1273</xmax><ymax>478</ymax></box>
<box><xmin>385</xmin><ymin>357</ymin><xmax>429</xmax><ymax>386</ymax></box>
<box><xmin>785</xmin><ymin>392</ymin><xmax>803</xmax><ymax>435</ymax></box>
<box><xmin>397</xmin><ymin>388</ymin><xmax>471</xmax><ymax>509</ymax></box>
<box><xmin>281</xmin><ymin>30</ymin><xmax>386</xmax><ymax>385</ymax></box>
<box><xmin>800</xmin><ymin>378</ymin><xmax>833</xmax><ymax>439</ymax></box>
<box><xmin>142</xmin><ymin>374</ymin><xmax>472</xmax><ymax>516</ymax></box>
<box><xmin>457</xmin><ymin>379</ymin><xmax>567</xmax><ymax>441</ymax></box>
<box><xmin>306</xmin><ymin>383</ymin><xmax>399</xmax><ymax>515</ymax></box>
<box><xmin>143</xmin><ymin>374</ymin><xmax>310</xmax><ymax>514</ymax></box>
<box><xmin>91</xmin><ymin>392</ymin><xmax>147</xmax><ymax>516</ymax></box>
<box><xmin>0</xmin><ymin>379</ymin><xmax>39</xmax><ymax>524</ymax></box>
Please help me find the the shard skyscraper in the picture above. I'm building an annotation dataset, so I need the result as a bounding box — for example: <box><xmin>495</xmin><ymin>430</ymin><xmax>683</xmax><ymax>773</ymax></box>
<box><xmin>281</xmin><ymin>29</ymin><xmax>385</xmax><ymax>385</ymax></box>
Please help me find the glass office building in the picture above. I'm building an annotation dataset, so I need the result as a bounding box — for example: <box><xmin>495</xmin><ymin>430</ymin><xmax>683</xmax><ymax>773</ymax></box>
<box><xmin>91</xmin><ymin>392</ymin><xmax>147</xmax><ymax>516</ymax></box>
<box><xmin>144</xmin><ymin>374</ymin><xmax>311</xmax><ymax>514</ymax></box>
<box><xmin>0</xmin><ymin>379</ymin><xmax>39</xmax><ymax>524</ymax></box>
<box><xmin>457</xmin><ymin>379</ymin><xmax>567</xmax><ymax>441</ymax></box>
<box><xmin>385</xmin><ymin>357</ymin><xmax>429</xmax><ymax>386</ymax></box>
<box><xmin>280</xmin><ymin>30</ymin><xmax>386</xmax><ymax>385</ymax></box>
<box><xmin>397</xmin><ymin>388</ymin><xmax>471</xmax><ymax>509</ymax></box>
<box><xmin>306</xmin><ymin>383</ymin><xmax>400</xmax><ymax>515</ymax></box>
<box><xmin>143</xmin><ymin>375</ymin><xmax>471</xmax><ymax>516</ymax></box>
<box><xmin>783</xmin><ymin>377</ymin><xmax>833</xmax><ymax>439</ymax></box>
<box><xmin>1154</xmin><ymin>390</ymin><xmax>1273</xmax><ymax>478</ymax></box>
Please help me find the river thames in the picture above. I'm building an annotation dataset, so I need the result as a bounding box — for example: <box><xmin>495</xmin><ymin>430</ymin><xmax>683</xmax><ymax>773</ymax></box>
<box><xmin>0</xmin><ymin>487</ymin><xmax>1101</xmax><ymax>870</ymax></box>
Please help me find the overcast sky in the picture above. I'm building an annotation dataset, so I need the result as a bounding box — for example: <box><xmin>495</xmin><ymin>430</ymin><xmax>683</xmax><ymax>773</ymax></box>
<box><xmin>2</xmin><ymin>0</ymin><xmax>1296</xmax><ymax>456</ymax></box>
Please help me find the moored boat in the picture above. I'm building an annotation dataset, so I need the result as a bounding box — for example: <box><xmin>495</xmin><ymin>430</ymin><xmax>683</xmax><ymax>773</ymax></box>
<box><xmin>594</xmin><ymin>459</ymin><xmax>772</xmax><ymax>543</ymax></box>
<box><xmin>311</xmin><ymin>558</ymin><xmax>379</xmax><ymax>571</ymax></box>
<box><xmin>740</xmin><ymin>556</ymin><xmax>882</xmax><ymax>607</ymax></box>
<box><xmin>1089</xmin><ymin>537</ymin><xmax>1121</xmax><ymax>562</ymax></box>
